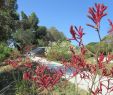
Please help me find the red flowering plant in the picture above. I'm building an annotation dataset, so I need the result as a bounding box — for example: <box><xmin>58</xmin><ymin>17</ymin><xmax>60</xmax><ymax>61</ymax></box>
<box><xmin>4</xmin><ymin>53</ymin><xmax>33</xmax><ymax>84</ymax></box>
<box><xmin>62</xmin><ymin>3</ymin><xmax>113</xmax><ymax>95</ymax></box>
<box><xmin>22</xmin><ymin>63</ymin><xmax>63</xmax><ymax>94</ymax></box>
<box><xmin>5</xmin><ymin>54</ymin><xmax>63</xmax><ymax>94</ymax></box>
<box><xmin>108</xmin><ymin>19</ymin><xmax>113</xmax><ymax>35</ymax></box>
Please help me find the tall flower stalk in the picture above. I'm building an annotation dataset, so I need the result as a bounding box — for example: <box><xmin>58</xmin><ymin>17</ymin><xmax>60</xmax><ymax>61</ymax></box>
<box><xmin>87</xmin><ymin>3</ymin><xmax>107</xmax><ymax>41</ymax></box>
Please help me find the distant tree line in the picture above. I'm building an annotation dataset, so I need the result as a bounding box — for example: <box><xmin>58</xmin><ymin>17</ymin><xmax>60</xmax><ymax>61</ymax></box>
<box><xmin>0</xmin><ymin>0</ymin><xmax>66</xmax><ymax>48</ymax></box>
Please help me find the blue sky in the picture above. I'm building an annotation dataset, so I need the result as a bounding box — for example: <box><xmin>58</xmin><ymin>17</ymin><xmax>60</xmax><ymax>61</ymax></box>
<box><xmin>17</xmin><ymin>0</ymin><xmax>113</xmax><ymax>45</ymax></box>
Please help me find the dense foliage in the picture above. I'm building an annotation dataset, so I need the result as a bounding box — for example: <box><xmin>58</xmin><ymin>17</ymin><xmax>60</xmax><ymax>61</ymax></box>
<box><xmin>0</xmin><ymin>0</ymin><xmax>19</xmax><ymax>41</ymax></box>
<box><xmin>0</xmin><ymin>43</ymin><xmax>12</xmax><ymax>62</ymax></box>
<box><xmin>45</xmin><ymin>41</ymin><xmax>73</xmax><ymax>61</ymax></box>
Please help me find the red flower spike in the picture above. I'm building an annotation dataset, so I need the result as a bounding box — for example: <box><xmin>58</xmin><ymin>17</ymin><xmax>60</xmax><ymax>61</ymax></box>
<box><xmin>12</xmin><ymin>63</ymin><xmax>18</xmax><ymax>68</ymax></box>
<box><xmin>78</xmin><ymin>26</ymin><xmax>84</xmax><ymax>39</ymax></box>
<box><xmin>98</xmin><ymin>53</ymin><xmax>105</xmax><ymax>69</ymax></box>
<box><xmin>87</xmin><ymin>3</ymin><xmax>107</xmax><ymax>30</ymax></box>
<box><xmin>91</xmin><ymin>81</ymin><xmax>103</xmax><ymax>95</ymax></box>
<box><xmin>106</xmin><ymin>53</ymin><xmax>113</xmax><ymax>63</ymax></box>
<box><xmin>80</xmin><ymin>46</ymin><xmax>86</xmax><ymax>55</ymax></box>
<box><xmin>102</xmin><ymin>68</ymin><xmax>110</xmax><ymax>76</ymax></box>
<box><xmin>35</xmin><ymin>65</ymin><xmax>47</xmax><ymax>76</ymax></box>
<box><xmin>23</xmin><ymin>72</ymin><xmax>30</xmax><ymax>80</ymax></box>
<box><xmin>99</xmin><ymin>82</ymin><xmax>102</xmax><ymax>92</ymax></box>
<box><xmin>32</xmin><ymin>76</ymin><xmax>37</xmax><ymax>81</ymax></box>
<box><xmin>5</xmin><ymin>59</ymin><xmax>18</xmax><ymax>68</ymax></box>
<box><xmin>70</xmin><ymin>25</ymin><xmax>76</xmax><ymax>39</ymax></box>
<box><xmin>24</xmin><ymin>63</ymin><xmax>32</xmax><ymax>68</ymax></box>
<box><xmin>108</xmin><ymin>19</ymin><xmax>113</xmax><ymax>34</ymax></box>
<box><xmin>38</xmin><ymin>74</ymin><xmax>51</xmax><ymax>88</ymax></box>
<box><xmin>86</xmin><ymin>24</ymin><xmax>97</xmax><ymax>29</ymax></box>
<box><xmin>51</xmin><ymin>74</ymin><xmax>61</xmax><ymax>86</ymax></box>
<box><xmin>68</xmin><ymin>25</ymin><xmax>85</xmax><ymax>46</ymax></box>
<box><xmin>98</xmin><ymin>53</ymin><xmax>104</xmax><ymax>63</ymax></box>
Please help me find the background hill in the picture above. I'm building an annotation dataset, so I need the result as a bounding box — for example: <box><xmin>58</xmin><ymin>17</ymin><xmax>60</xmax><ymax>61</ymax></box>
<box><xmin>86</xmin><ymin>35</ymin><xmax>113</xmax><ymax>57</ymax></box>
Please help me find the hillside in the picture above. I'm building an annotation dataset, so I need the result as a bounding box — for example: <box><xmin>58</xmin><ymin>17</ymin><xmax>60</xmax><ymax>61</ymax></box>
<box><xmin>86</xmin><ymin>35</ymin><xmax>113</xmax><ymax>56</ymax></box>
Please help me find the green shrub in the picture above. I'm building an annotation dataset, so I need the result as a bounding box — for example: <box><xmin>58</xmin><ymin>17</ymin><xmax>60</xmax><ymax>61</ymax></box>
<box><xmin>15</xmin><ymin>80</ymin><xmax>37</xmax><ymax>95</ymax></box>
<box><xmin>13</xmin><ymin>29</ymin><xmax>35</xmax><ymax>46</ymax></box>
<box><xmin>9</xmin><ymin>49</ymin><xmax>21</xmax><ymax>59</ymax></box>
<box><xmin>0</xmin><ymin>43</ymin><xmax>12</xmax><ymax>62</ymax></box>
<box><xmin>36</xmin><ymin>39</ymin><xmax>45</xmax><ymax>47</ymax></box>
<box><xmin>45</xmin><ymin>41</ymin><xmax>73</xmax><ymax>61</ymax></box>
<box><xmin>86</xmin><ymin>41</ymin><xmax>112</xmax><ymax>58</ymax></box>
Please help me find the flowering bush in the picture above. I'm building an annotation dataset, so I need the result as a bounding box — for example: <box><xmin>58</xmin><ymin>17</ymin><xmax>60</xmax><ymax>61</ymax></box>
<box><xmin>45</xmin><ymin>41</ymin><xmax>74</xmax><ymax>61</ymax></box>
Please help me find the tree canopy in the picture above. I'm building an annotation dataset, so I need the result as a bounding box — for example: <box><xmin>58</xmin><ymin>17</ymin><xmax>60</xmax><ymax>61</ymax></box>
<box><xmin>0</xmin><ymin>0</ymin><xmax>19</xmax><ymax>41</ymax></box>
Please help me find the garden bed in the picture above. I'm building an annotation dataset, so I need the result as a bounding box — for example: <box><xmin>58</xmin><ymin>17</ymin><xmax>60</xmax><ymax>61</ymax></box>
<box><xmin>0</xmin><ymin>61</ymin><xmax>88</xmax><ymax>95</ymax></box>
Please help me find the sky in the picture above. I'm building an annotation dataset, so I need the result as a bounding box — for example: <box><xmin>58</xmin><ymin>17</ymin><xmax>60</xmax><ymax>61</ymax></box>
<box><xmin>17</xmin><ymin>0</ymin><xmax>113</xmax><ymax>45</ymax></box>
